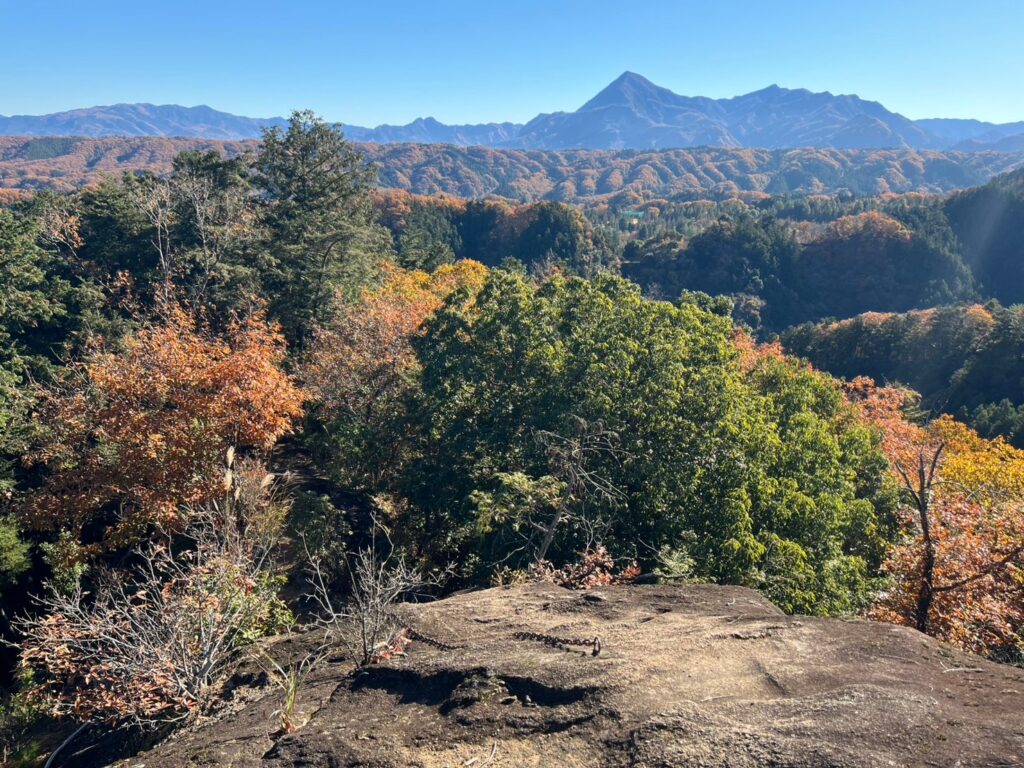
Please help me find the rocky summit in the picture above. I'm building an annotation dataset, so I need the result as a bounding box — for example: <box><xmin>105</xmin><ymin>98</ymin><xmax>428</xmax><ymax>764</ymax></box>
<box><xmin>111</xmin><ymin>583</ymin><xmax>1024</xmax><ymax>767</ymax></box>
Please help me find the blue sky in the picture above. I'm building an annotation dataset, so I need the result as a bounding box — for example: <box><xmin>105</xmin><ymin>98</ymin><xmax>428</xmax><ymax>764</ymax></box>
<box><xmin>3</xmin><ymin>0</ymin><xmax>1023</xmax><ymax>125</ymax></box>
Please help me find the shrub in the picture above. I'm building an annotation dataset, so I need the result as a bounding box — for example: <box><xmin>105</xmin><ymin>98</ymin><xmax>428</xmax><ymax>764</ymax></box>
<box><xmin>530</xmin><ymin>545</ymin><xmax>640</xmax><ymax>590</ymax></box>
<box><xmin>16</xmin><ymin>455</ymin><xmax>291</xmax><ymax>725</ymax></box>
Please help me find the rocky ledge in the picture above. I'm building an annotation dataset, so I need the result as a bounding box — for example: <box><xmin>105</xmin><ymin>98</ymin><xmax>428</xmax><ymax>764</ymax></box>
<box><xmin>113</xmin><ymin>583</ymin><xmax>1024</xmax><ymax>767</ymax></box>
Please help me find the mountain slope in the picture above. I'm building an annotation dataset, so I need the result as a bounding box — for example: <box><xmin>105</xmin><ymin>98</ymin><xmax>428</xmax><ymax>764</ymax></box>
<box><xmin>912</xmin><ymin>118</ymin><xmax>1024</xmax><ymax>146</ymax></box>
<box><xmin>4</xmin><ymin>74</ymin><xmax>1022</xmax><ymax>150</ymax></box>
<box><xmin>0</xmin><ymin>136</ymin><xmax>257</xmax><ymax>193</ymax></box>
<box><xmin>340</xmin><ymin>117</ymin><xmax>522</xmax><ymax>146</ymax></box>
<box><xmin>362</xmin><ymin>143</ymin><xmax>1024</xmax><ymax>200</ymax></box>
<box><xmin>915</xmin><ymin>118</ymin><xmax>1021</xmax><ymax>145</ymax></box>
<box><xmin>721</xmin><ymin>84</ymin><xmax>935</xmax><ymax>149</ymax></box>
<box><xmin>0</xmin><ymin>103</ymin><xmax>286</xmax><ymax>139</ymax></box>
<box><xmin>509</xmin><ymin>73</ymin><xmax>938</xmax><ymax>150</ymax></box>
<box><xmin>2</xmin><ymin>136</ymin><xmax>1021</xmax><ymax>204</ymax></box>
<box><xmin>510</xmin><ymin>72</ymin><xmax>737</xmax><ymax>149</ymax></box>
<box><xmin>953</xmin><ymin>132</ymin><xmax>1024</xmax><ymax>152</ymax></box>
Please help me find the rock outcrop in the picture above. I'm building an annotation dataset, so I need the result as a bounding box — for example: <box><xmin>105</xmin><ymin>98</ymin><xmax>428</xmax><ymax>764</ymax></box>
<box><xmin>113</xmin><ymin>583</ymin><xmax>1024</xmax><ymax>767</ymax></box>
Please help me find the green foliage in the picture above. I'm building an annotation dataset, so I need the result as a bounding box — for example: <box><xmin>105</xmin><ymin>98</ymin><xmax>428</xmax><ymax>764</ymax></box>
<box><xmin>232</xmin><ymin>572</ymin><xmax>295</xmax><ymax>644</ymax></box>
<box><xmin>76</xmin><ymin>177</ymin><xmax>160</xmax><ymax>289</ymax></box>
<box><xmin>0</xmin><ymin>672</ymin><xmax>49</xmax><ymax>767</ymax></box>
<box><xmin>793</xmin><ymin>212</ymin><xmax>974</xmax><ymax>326</ymax></box>
<box><xmin>0</xmin><ymin>517</ymin><xmax>29</xmax><ymax>586</ymax></box>
<box><xmin>675</xmin><ymin>216</ymin><xmax>798</xmax><ymax>324</ymax></box>
<box><xmin>610</xmin><ymin>170</ymin><xmax>1024</xmax><ymax>340</ymax></box>
<box><xmin>288</xmin><ymin>491</ymin><xmax>353</xmax><ymax>584</ymax></box>
<box><xmin>742</xmin><ymin>353</ymin><xmax>897</xmax><ymax>609</ymax></box>
<box><xmin>73</xmin><ymin>153</ymin><xmax>260</xmax><ymax>316</ymax></box>
<box><xmin>783</xmin><ymin>303</ymin><xmax>1024</xmax><ymax>447</ymax></box>
<box><xmin>471</xmin><ymin>472</ymin><xmax>565</xmax><ymax>536</ymax></box>
<box><xmin>71</xmin><ymin>128</ymin><xmax>393</xmax><ymax>338</ymax></box>
<box><xmin>39</xmin><ymin>531</ymin><xmax>88</xmax><ymax>595</ymax></box>
<box><xmin>0</xmin><ymin>209</ymin><xmax>68</xmax><ymax>351</ymax></box>
<box><xmin>966</xmin><ymin>399</ymin><xmax>1024</xmax><ymax>447</ymax></box>
<box><xmin>18</xmin><ymin>137</ymin><xmax>80</xmax><ymax>162</ymax></box>
<box><xmin>386</xmin><ymin>197</ymin><xmax>617</xmax><ymax>277</ymax></box>
<box><xmin>0</xmin><ymin>203</ymin><xmax>107</xmax><ymax>492</ymax></box>
<box><xmin>502</xmin><ymin>202</ymin><xmax>616</xmax><ymax>276</ymax></box>
<box><xmin>396</xmin><ymin>202</ymin><xmax>461</xmax><ymax>270</ymax></box>
<box><xmin>403</xmin><ymin>271</ymin><xmax>892</xmax><ymax>613</ymax></box>
<box><xmin>622</xmin><ymin>209</ymin><xmax>975</xmax><ymax>330</ymax></box>
<box><xmin>254</xmin><ymin>110</ymin><xmax>391</xmax><ymax>345</ymax></box>
<box><xmin>167</xmin><ymin>149</ymin><xmax>263</xmax><ymax>312</ymax></box>
<box><xmin>945</xmin><ymin>170</ymin><xmax>1024</xmax><ymax>305</ymax></box>
<box><xmin>678</xmin><ymin>290</ymin><xmax>734</xmax><ymax>318</ymax></box>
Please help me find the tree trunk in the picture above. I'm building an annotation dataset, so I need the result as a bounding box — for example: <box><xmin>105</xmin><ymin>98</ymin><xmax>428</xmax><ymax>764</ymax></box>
<box><xmin>536</xmin><ymin>503</ymin><xmax>566</xmax><ymax>563</ymax></box>
<box><xmin>914</xmin><ymin>458</ymin><xmax>936</xmax><ymax>634</ymax></box>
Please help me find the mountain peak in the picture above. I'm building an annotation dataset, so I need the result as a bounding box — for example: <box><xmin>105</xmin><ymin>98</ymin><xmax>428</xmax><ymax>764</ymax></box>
<box><xmin>2</xmin><ymin>78</ymin><xmax>1018</xmax><ymax>150</ymax></box>
<box><xmin>612</xmin><ymin>70</ymin><xmax>654</xmax><ymax>86</ymax></box>
<box><xmin>580</xmin><ymin>71</ymin><xmax>677</xmax><ymax>112</ymax></box>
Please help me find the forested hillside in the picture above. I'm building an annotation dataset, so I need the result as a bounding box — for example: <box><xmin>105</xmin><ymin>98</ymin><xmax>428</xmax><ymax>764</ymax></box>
<box><xmin>615</xmin><ymin>169</ymin><xmax>1024</xmax><ymax>328</ymax></box>
<box><xmin>2</xmin><ymin>111</ymin><xmax>1024</xmax><ymax>766</ymax></box>
<box><xmin>783</xmin><ymin>305</ymin><xmax>1024</xmax><ymax>447</ymax></box>
<box><xmin>364</xmin><ymin>143</ymin><xmax>1024</xmax><ymax>201</ymax></box>
<box><xmin>374</xmin><ymin>190</ymin><xmax>616</xmax><ymax>274</ymax></box>
<box><xmin>0</xmin><ymin>135</ymin><xmax>256</xmax><ymax>197</ymax></box>
<box><xmin>2</xmin><ymin>135</ymin><xmax>1022</xmax><ymax>203</ymax></box>
<box><xmin>379</xmin><ymin>175</ymin><xmax>1024</xmax><ymax>454</ymax></box>
<box><xmin>569</xmin><ymin>166</ymin><xmax>1024</xmax><ymax>450</ymax></box>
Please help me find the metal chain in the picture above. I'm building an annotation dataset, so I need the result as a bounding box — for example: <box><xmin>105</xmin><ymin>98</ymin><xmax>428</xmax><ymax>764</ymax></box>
<box><xmin>512</xmin><ymin>631</ymin><xmax>602</xmax><ymax>656</ymax></box>
<box><xmin>400</xmin><ymin>626</ymin><xmax>603</xmax><ymax>657</ymax></box>
<box><xmin>404</xmin><ymin>626</ymin><xmax>464</xmax><ymax>651</ymax></box>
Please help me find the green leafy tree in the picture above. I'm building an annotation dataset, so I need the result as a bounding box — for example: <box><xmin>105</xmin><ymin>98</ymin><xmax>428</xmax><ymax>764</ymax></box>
<box><xmin>500</xmin><ymin>202</ymin><xmax>617</xmax><ymax>277</ymax></box>
<box><xmin>75</xmin><ymin>178</ymin><xmax>158</xmax><ymax>293</ymax></box>
<box><xmin>396</xmin><ymin>202</ymin><xmax>460</xmax><ymax>271</ymax></box>
<box><xmin>405</xmin><ymin>272</ymin><xmax>892</xmax><ymax>613</ymax></box>
<box><xmin>167</xmin><ymin>149</ymin><xmax>260</xmax><ymax>312</ymax></box>
<box><xmin>0</xmin><ymin>206</ymin><xmax>97</xmax><ymax>480</ymax></box>
<box><xmin>0</xmin><ymin>205</ymin><xmax>100</xmax><ymax>583</ymax></box>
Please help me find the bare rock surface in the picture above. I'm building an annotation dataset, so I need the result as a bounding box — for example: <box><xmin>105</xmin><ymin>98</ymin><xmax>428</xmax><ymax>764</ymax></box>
<box><xmin>112</xmin><ymin>583</ymin><xmax>1024</xmax><ymax>767</ymax></box>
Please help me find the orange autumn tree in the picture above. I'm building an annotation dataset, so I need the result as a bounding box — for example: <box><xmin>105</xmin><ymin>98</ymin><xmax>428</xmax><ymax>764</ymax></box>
<box><xmin>22</xmin><ymin>304</ymin><xmax>305</xmax><ymax>553</ymax></box>
<box><xmin>731</xmin><ymin>328</ymin><xmax>786</xmax><ymax>373</ymax></box>
<box><xmin>303</xmin><ymin>259</ymin><xmax>486</xmax><ymax>487</ymax></box>
<box><xmin>849</xmin><ymin>378</ymin><xmax>1024</xmax><ymax>656</ymax></box>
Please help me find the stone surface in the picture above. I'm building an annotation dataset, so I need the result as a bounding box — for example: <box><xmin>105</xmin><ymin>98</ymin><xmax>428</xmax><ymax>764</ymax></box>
<box><xmin>109</xmin><ymin>583</ymin><xmax>1024</xmax><ymax>767</ymax></box>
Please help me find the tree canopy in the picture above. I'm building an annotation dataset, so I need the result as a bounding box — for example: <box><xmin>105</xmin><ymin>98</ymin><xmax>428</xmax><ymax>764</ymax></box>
<box><xmin>399</xmin><ymin>271</ymin><xmax>894</xmax><ymax>613</ymax></box>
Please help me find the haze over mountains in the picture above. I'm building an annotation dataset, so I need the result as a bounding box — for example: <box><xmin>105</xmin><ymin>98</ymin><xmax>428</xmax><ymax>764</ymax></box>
<box><xmin>4</xmin><ymin>72</ymin><xmax>1024</xmax><ymax>151</ymax></box>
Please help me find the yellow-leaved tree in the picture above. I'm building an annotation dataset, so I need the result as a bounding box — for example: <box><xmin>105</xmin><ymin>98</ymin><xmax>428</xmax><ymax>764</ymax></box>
<box><xmin>850</xmin><ymin>378</ymin><xmax>1024</xmax><ymax>656</ymax></box>
<box><xmin>303</xmin><ymin>259</ymin><xmax>486</xmax><ymax>488</ymax></box>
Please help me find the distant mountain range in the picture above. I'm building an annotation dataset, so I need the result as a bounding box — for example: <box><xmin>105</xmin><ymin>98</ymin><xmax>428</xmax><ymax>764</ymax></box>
<box><xmin>2</xmin><ymin>73</ymin><xmax>1023</xmax><ymax>152</ymax></box>
<box><xmin>0</xmin><ymin>104</ymin><xmax>285</xmax><ymax>141</ymax></box>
